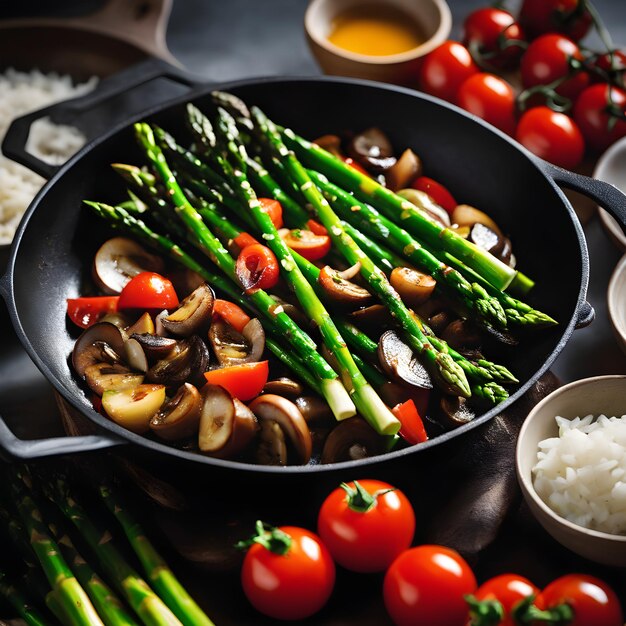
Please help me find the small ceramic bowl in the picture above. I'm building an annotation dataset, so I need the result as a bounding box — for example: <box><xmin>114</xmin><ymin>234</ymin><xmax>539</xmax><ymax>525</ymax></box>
<box><xmin>608</xmin><ymin>255</ymin><xmax>626</xmax><ymax>355</ymax></box>
<box><xmin>593</xmin><ymin>136</ymin><xmax>626</xmax><ymax>252</ymax></box>
<box><xmin>304</xmin><ymin>0</ymin><xmax>452</xmax><ymax>85</ymax></box>
<box><xmin>516</xmin><ymin>375</ymin><xmax>626</xmax><ymax>567</ymax></box>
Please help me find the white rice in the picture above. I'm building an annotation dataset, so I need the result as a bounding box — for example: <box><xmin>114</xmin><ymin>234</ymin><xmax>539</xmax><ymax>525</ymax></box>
<box><xmin>0</xmin><ymin>69</ymin><xmax>98</xmax><ymax>244</ymax></box>
<box><xmin>533</xmin><ymin>414</ymin><xmax>626</xmax><ymax>535</ymax></box>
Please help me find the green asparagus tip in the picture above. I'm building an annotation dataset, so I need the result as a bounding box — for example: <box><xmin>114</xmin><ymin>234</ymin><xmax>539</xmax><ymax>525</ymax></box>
<box><xmin>436</xmin><ymin>352</ymin><xmax>472</xmax><ymax>399</ymax></box>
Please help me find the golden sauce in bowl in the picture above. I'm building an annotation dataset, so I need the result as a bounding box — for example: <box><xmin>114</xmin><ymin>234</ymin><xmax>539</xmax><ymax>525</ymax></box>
<box><xmin>328</xmin><ymin>5</ymin><xmax>426</xmax><ymax>56</ymax></box>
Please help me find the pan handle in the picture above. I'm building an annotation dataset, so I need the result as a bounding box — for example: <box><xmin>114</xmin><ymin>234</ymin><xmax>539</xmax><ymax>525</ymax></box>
<box><xmin>1</xmin><ymin>58</ymin><xmax>202</xmax><ymax>180</ymax></box>
<box><xmin>0</xmin><ymin>415</ymin><xmax>125</xmax><ymax>461</ymax></box>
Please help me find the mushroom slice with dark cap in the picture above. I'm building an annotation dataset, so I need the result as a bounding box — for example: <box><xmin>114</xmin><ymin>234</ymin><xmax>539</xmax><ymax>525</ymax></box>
<box><xmin>390</xmin><ymin>267</ymin><xmax>436</xmax><ymax>308</ymax></box>
<box><xmin>208</xmin><ymin>318</ymin><xmax>265</xmax><ymax>367</ymax></box>
<box><xmin>439</xmin><ymin>395</ymin><xmax>476</xmax><ymax>430</ymax></box>
<box><xmin>150</xmin><ymin>382</ymin><xmax>202</xmax><ymax>441</ymax></box>
<box><xmin>263</xmin><ymin>378</ymin><xmax>304</xmax><ymax>398</ymax></box>
<box><xmin>146</xmin><ymin>336</ymin><xmax>210</xmax><ymax>387</ymax></box>
<box><xmin>160</xmin><ymin>283</ymin><xmax>215</xmax><ymax>337</ymax></box>
<box><xmin>198</xmin><ymin>384</ymin><xmax>236</xmax><ymax>453</ymax></box>
<box><xmin>317</xmin><ymin>266</ymin><xmax>372</xmax><ymax>305</ymax></box>
<box><xmin>72</xmin><ymin>322</ymin><xmax>126</xmax><ymax>378</ymax></box>
<box><xmin>321</xmin><ymin>417</ymin><xmax>385</xmax><ymax>463</ymax></box>
<box><xmin>348</xmin><ymin>127</ymin><xmax>397</xmax><ymax>172</ymax></box>
<box><xmin>378</xmin><ymin>330</ymin><xmax>433</xmax><ymax>390</ymax></box>
<box><xmin>131</xmin><ymin>333</ymin><xmax>178</xmax><ymax>359</ymax></box>
<box><xmin>385</xmin><ymin>149</ymin><xmax>422</xmax><ymax>191</ymax></box>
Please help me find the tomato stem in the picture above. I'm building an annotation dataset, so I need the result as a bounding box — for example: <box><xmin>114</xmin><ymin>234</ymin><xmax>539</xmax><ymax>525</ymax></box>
<box><xmin>465</xmin><ymin>595</ymin><xmax>505</xmax><ymax>626</ymax></box>
<box><xmin>340</xmin><ymin>481</ymin><xmax>394</xmax><ymax>514</ymax></box>
<box><xmin>512</xmin><ymin>596</ymin><xmax>575</xmax><ymax>625</ymax></box>
<box><xmin>235</xmin><ymin>520</ymin><xmax>292</xmax><ymax>556</ymax></box>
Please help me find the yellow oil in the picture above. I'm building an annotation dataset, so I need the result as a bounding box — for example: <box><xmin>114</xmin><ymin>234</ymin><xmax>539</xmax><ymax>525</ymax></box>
<box><xmin>328</xmin><ymin>5</ymin><xmax>425</xmax><ymax>56</ymax></box>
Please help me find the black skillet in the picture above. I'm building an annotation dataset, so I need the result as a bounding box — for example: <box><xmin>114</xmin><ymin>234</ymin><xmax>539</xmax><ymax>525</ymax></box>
<box><xmin>1</xmin><ymin>64</ymin><xmax>625</xmax><ymax>482</ymax></box>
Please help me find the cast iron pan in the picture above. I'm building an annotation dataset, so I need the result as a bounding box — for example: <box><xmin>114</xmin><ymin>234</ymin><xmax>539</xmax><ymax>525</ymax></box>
<box><xmin>2</xmin><ymin>66</ymin><xmax>625</xmax><ymax>477</ymax></box>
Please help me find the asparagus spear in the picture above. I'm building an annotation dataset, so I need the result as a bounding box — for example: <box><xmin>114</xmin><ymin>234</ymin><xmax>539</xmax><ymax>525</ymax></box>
<box><xmin>0</xmin><ymin>570</ymin><xmax>51</xmax><ymax>626</ymax></box>
<box><xmin>281</xmin><ymin>127</ymin><xmax>517</xmax><ymax>291</ymax></box>
<box><xmin>251</xmin><ymin>106</ymin><xmax>471</xmax><ymax>399</ymax></box>
<box><xmin>133</xmin><ymin>122</ymin><xmax>356</xmax><ymax>422</ymax></box>
<box><xmin>98</xmin><ymin>486</ymin><xmax>214</xmax><ymax>626</ymax></box>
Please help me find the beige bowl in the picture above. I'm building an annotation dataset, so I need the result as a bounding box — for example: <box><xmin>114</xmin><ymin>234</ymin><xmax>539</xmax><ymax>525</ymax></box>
<box><xmin>516</xmin><ymin>375</ymin><xmax>626</xmax><ymax>568</ymax></box>
<box><xmin>608</xmin><ymin>255</ymin><xmax>626</xmax><ymax>356</ymax></box>
<box><xmin>304</xmin><ymin>0</ymin><xmax>452</xmax><ymax>85</ymax></box>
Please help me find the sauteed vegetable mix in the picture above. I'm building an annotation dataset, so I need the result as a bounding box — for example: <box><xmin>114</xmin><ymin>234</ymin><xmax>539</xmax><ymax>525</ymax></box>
<box><xmin>67</xmin><ymin>93</ymin><xmax>557</xmax><ymax>465</ymax></box>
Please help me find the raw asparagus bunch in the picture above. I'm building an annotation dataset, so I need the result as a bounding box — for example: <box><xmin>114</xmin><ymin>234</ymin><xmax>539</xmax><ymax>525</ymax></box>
<box><xmin>0</xmin><ymin>569</ymin><xmax>50</xmax><ymax>626</ymax></box>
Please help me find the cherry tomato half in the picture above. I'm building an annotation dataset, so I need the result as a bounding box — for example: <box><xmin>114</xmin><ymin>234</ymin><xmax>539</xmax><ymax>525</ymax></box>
<box><xmin>279</xmin><ymin>228</ymin><xmax>331</xmax><ymax>261</ymax></box>
<box><xmin>235</xmin><ymin>243</ymin><xmax>280</xmax><ymax>294</ymax></box>
<box><xmin>573</xmin><ymin>83</ymin><xmax>626</xmax><ymax>152</ymax></box>
<box><xmin>233</xmin><ymin>232</ymin><xmax>260</xmax><ymax>251</ymax></box>
<box><xmin>457</xmin><ymin>73</ymin><xmax>517</xmax><ymax>135</ymax></box>
<box><xmin>117</xmin><ymin>272</ymin><xmax>179</xmax><ymax>310</ymax></box>
<box><xmin>258</xmin><ymin>197</ymin><xmax>283</xmax><ymax>229</ymax></box>
<box><xmin>462</xmin><ymin>8</ymin><xmax>526</xmax><ymax>70</ymax></box>
<box><xmin>240</xmin><ymin>523</ymin><xmax>335</xmax><ymax>621</ymax></box>
<box><xmin>392</xmin><ymin>399</ymin><xmax>428</xmax><ymax>445</ymax></box>
<box><xmin>419</xmin><ymin>41</ymin><xmax>479</xmax><ymax>103</ymax></box>
<box><xmin>535</xmin><ymin>574</ymin><xmax>623</xmax><ymax>626</ymax></box>
<box><xmin>520</xmin><ymin>34</ymin><xmax>589</xmax><ymax>102</ymax></box>
<box><xmin>519</xmin><ymin>0</ymin><xmax>592</xmax><ymax>41</ymax></box>
<box><xmin>66</xmin><ymin>296</ymin><xmax>120</xmax><ymax>329</ymax></box>
<box><xmin>307</xmin><ymin>218</ymin><xmax>329</xmax><ymax>236</ymax></box>
<box><xmin>515</xmin><ymin>106</ymin><xmax>584</xmax><ymax>169</ymax></box>
<box><xmin>384</xmin><ymin>545</ymin><xmax>477</xmax><ymax>626</ymax></box>
<box><xmin>317</xmin><ymin>479</ymin><xmax>415</xmax><ymax>573</ymax></box>
<box><xmin>213</xmin><ymin>299</ymin><xmax>251</xmax><ymax>333</ymax></box>
<box><xmin>411</xmin><ymin>176</ymin><xmax>458</xmax><ymax>214</ymax></box>
<box><xmin>203</xmin><ymin>361</ymin><xmax>269</xmax><ymax>402</ymax></box>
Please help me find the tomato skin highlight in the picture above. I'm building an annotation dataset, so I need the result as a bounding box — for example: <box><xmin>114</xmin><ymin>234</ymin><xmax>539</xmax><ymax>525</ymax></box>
<box><xmin>392</xmin><ymin>399</ymin><xmax>428</xmax><ymax>445</ymax></box>
<box><xmin>212</xmin><ymin>299</ymin><xmax>251</xmax><ymax>333</ymax></box>
<box><xmin>317</xmin><ymin>480</ymin><xmax>415</xmax><ymax>573</ymax></box>
<box><xmin>66</xmin><ymin>296</ymin><xmax>120</xmax><ymax>329</ymax></box>
<box><xmin>384</xmin><ymin>545</ymin><xmax>477</xmax><ymax>626</ymax></box>
<box><xmin>515</xmin><ymin>106</ymin><xmax>584</xmax><ymax>170</ymax></box>
<box><xmin>203</xmin><ymin>361</ymin><xmax>268</xmax><ymax>402</ymax></box>
<box><xmin>117</xmin><ymin>272</ymin><xmax>179</xmax><ymax>311</ymax></box>
<box><xmin>240</xmin><ymin>526</ymin><xmax>335</xmax><ymax>621</ymax></box>
<box><xmin>471</xmin><ymin>574</ymin><xmax>539</xmax><ymax>626</ymax></box>
<box><xmin>535</xmin><ymin>574</ymin><xmax>623</xmax><ymax>626</ymax></box>
<box><xmin>411</xmin><ymin>176</ymin><xmax>458</xmax><ymax>214</ymax></box>
<box><xmin>235</xmin><ymin>244</ymin><xmax>280</xmax><ymax>294</ymax></box>
<box><xmin>279</xmin><ymin>228</ymin><xmax>332</xmax><ymax>261</ymax></box>
<box><xmin>258</xmin><ymin>197</ymin><xmax>283</xmax><ymax>229</ymax></box>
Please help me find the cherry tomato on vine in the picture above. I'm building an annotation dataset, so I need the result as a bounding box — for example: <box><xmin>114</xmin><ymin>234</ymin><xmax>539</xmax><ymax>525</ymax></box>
<box><xmin>384</xmin><ymin>545</ymin><xmax>477</xmax><ymax>626</ymax></box>
<box><xmin>515</xmin><ymin>106</ymin><xmax>585</xmax><ymax>169</ymax></box>
<box><xmin>235</xmin><ymin>243</ymin><xmax>280</xmax><ymax>293</ymax></box>
<box><xmin>519</xmin><ymin>0</ymin><xmax>592</xmax><ymax>42</ymax></box>
<box><xmin>239</xmin><ymin>522</ymin><xmax>335</xmax><ymax>621</ymax></box>
<box><xmin>593</xmin><ymin>49</ymin><xmax>626</xmax><ymax>88</ymax></box>
<box><xmin>535</xmin><ymin>574</ymin><xmax>623</xmax><ymax>626</ymax></box>
<box><xmin>411</xmin><ymin>176</ymin><xmax>457</xmax><ymax>214</ymax></box>
<box><xmin>419</xmin><ymin>41</ymin><xmax>479</xmax><ymax>103</ymax></box>
<box><xmin>457</xmin><ymin>73</ymin><xmax>517</xmax><ymax>135</ymax></box>
<box><xmin>462</xmin><ymin>8</ymin><xmax>526</xmax><ymax>70</ymax></box>
<box><xmin>317</xmin><ymin>479</ymin><xmax>415</xmax><ymax>573</ymax></box>
<box><xmin>520</xmin><ymin>34</ymin><xmax>589</xmax><ymax>102</ymax></box>
<box><xmin>573</xmin><ymin>83</ymin><xmax>626</xmax><ymax>152</ymax></box>
<box><xmin>66</xmin><ymin>296</ymin><xmax>120</xmax><ymax>329</ymax></box>
<box><xmin>117</xmin><ymin>272</ymin><xmax>179</xmax><ymax>310</ymax></box>
<box><xmin>258</xmin><ymin>197</ymin><xmax>283</xmax><ymax>229</ymax></box>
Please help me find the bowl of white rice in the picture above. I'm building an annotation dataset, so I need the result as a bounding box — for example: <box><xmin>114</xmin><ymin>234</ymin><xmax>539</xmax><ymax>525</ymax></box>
<box><xmin>516</xmin><ymin>375</ymin><xmax>626</xmax><ymax>567</ymax></box>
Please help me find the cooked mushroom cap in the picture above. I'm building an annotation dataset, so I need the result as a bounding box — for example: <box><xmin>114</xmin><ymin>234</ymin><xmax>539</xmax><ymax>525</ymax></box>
<box><xmin>263</xmin><ymin>378</ymin><xmax>305</xmax><ymax>398</ymax></box>
<box><xmin>72</xmin><ymin>322</ymin><xmax>126</xmax><ymax>378</ymax></box>
<box><xmin>385</xmin><ymin>149</ymin><xmax>422</xmax><ymax>191</ymax></box>
<box><xmin>390</xmin><ymin>267</ymin><xmax>436</xmax><ymax>308</ymax></box>
<box><xmin>452</xmin><ymin>204</ymin><xmax>502</xmax><ymax>236</ymax></box>
<box><xmin>249</xmin><ymin>394</ymin><xmax>312</xmax><ymax>465</ymax></box>
<box><xmin>160</xmin><ymin>283</ymin><xmax>215</xmax><ymax>337</ymax></box>
<box><xmin>378</xmin><ymin>330</ymin><xmax>432</xmax><ymax>390</ymax></box>
<box><xmin>150</xmin><ymin>383</ymin><xmax>202</xmax><ymax>441</ymax></box>
<box><xmin>397</xmin><ymin>189</ymin><xmax>451</xmax><ymax>227</ymax></box>
<box><xmin>212</xmin><ymin>398</ymin><xmax>259</xmax><ymax>459</ymax></box>
<box><xmin>294</xmin><ymin>396</ymin><xmax>334</xmax><ymax>424</ymax></box>
<box><xmin>439</xmin><ymin>395</ymin><xmax>476</xmax><ymax>429</ymax></box>
<box><xmin>348</xmin><ymin>127</ymin><xmax>397</xmax><ymax>172</ymax></box>
<box><xmin>131</xmin><ymin>333</ymin><xmax>178</xmax><ymax>358</ymax></box>
<box><xmin>469</xmin><ymin>223</ymin><xmax>505</xmax><ymax>258</ymax></box>
<box><xmin>198</xmin><ymin>384</ymin><xmax>235</xmax><ymax>453</ymax></box>
<box><xmin>321</xmin><ymin>417</ymin><xmax>385</xmax><ymax>463</ymax></box>
<box><xmin>317</xmin><ymin>266</ymin><xmax>372</xmax><ymax>305</ymax></box>
<box><xmin>146</xmin><ymin>336</ymin><xmax>210</xmax><ymax>387</ymax></box>
<box><xmin>208</xmin><ymin>318</ymin><xmax>265</xmax><ymax>366</ymax></box>
<box><xmin>255</xmin><ymin>419</ymin><xmax>287</xmax><ymax>466</ymax></box>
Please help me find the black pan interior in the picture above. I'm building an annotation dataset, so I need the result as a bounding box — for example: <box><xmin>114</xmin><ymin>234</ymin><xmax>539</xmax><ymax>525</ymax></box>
<box><xmin>6</xmin><ymin>78</ymin><xmax>585</xmax><ymax>471</ymax></box>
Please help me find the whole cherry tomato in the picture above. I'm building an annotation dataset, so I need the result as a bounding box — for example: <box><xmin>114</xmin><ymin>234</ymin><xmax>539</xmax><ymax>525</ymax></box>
<box><xmin>411</xmin><ymin>176</ymin><xmax>458</xmax><ymax>214</ymax></box>
<box><xmin>258</xmin><ymin>197</ymin><xmax>283</xmax><ymax>229</ymax></box>
<box><xmin>535</xmin><ymin>574</ymin><xmax>623</xmax><ymax>626</ymax></box>
<box><xmin>317</xmin><ymin>479</ymin><xmax>415</xmax><ymax>573</ymax></box>
<box><xmin>519</xmin><ymin>0</ymin><xmax>592</xmax><ymax>41</ymax></box>
<box><xmin>239</xmin><ymin>522</ymin><xmax>335</xmax><ymax>621</ymax></box>
<box><xmin>117</xmin><ymin>272</ymin><xmax>179</xmax><ymax>310</ymax></box>
<box><xmin>515</xmin><ymin>106</ymin><xmax>585</xmax><ymax>169</ymax></box>
<box><xmin>457</xmin><ymin>73</ymin><xmax>517</xmax><ymax>135</ymax></box>
<box><xmin>573</xmin><ymin>83</ymin><xmax>626</xmax><ymax>152</ymax></box>
<box><xmin>419</xmin><ymin>41</ymin><xmax>479</xmax><ymax>103</ymax></box>
<box><xmin>462</xmin><ymin>8</ymin><xmax>526</xmax><ymax>70</ymax></box>
<box><xmin>467</xmin><ymin>574</ymin><xmax>539</xmax><ymax>626</ymax></box>
<box><xmin>235</xmin><ymin>243</ymin><xmax>280</xmax><ymax>293</ymax></box>
<box><xmin>593</xmin><ymin>49</ymin><xmax>626</xmax><ymax>89</ymax></box>
<box><xmin>520</xmin><ymin>34</ymin><xmax>589</xmax><ymax>102</ymax></box>
<box><xmin>384</xmin><ymin>545</ymin><xmax>477</xmax><ymax>626</ymax></box>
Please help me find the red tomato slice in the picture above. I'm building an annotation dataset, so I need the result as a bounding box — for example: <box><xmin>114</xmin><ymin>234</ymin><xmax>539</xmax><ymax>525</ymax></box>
<box><xmin>203</xmin><ymin>361</ymin><xmax>269</xmax><ymax>401</ymax></box>
<box><xmin>233</xmin><ymin>232</ymin><xmax>261</xmax><ymax>250</ymax></box>
<box><xmin>306</xmin><ymin>219</ymin><xmax>329</xmax><ymax>236</ymax></box>
<box><xmin>392</xmin><ymin>399</ymin><xmax>428</xmax><ymax>445</ymax></box>
<box><xmin>117</xmin><ymin>272</ymin><xmax>179</xmax><ymax>310</ymax></box>
<box><xmin>258</xmin><ymin>197</ymin><xmax>284</xmax><ymax>229</ymax></box>
<box><xmin>236</xmin><ymin>244</ymin><xmax>280</xmax><ymax>294</ymax></box>
<box><xmin>213</xmin><ymin>299</ymin><xmax>251</xmax><ymax>333</ymax></box>
<box><xmin>411</xmin><ymin>176</ymin><xmax>458</xmax><ymax>214</ymax></box>
<box><xmin>66</xmin><ymin>296</ymin><xmax>120</xmax><ymax>329</ymax></box>
<box><xmin>279</xmin><ymin>228</ymin><xmax>331</xmax><ymax>261</ymax></box>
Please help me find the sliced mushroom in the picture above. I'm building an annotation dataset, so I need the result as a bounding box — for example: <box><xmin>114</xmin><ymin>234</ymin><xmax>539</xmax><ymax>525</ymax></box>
<box><xmin>127</xmin><ymin>312</ymin><xmax>155</xmax><ymax>336</ymax></box>
<box><xmin>155</xmin><ymin>309</ymin><xmax>170</xmax><ymax>337</ymax></box>
<box><xmin>440</xmin><ymin>319</ymin><xmax>482</xmax><ymax>355</ymax></box>
<box><xmin>269</xmin><ymin>296</ymin><xmax>308</xmax><ymax>328</ymax></box>
<box><xmin>150</xmin><ymin>383</ymin><xmax>202</xmax><ymax>441</ymax></box>
<box><xmin>125</xmin><ymin>338</ymin><xmax>149</xmax><ymax>373</ymax></box>
<box><xmin>321</xmin><ymin>417</ymin><xmax>385</xmax><ymax>463</ymax></box>
<box><xmin>255</xmin><ymin>419</ymin><xmax>287</xmax><ymax>466</ymax></box>
<box><xmin>131</xmin><ymin>333</ymin><xmax>178</xmax><ymax>359</ymax></box>
<box><xmin>390</xmin><ymin>267</ymin><xmax>436</xmax><ymax>307</ymax></box>
<box><xmin>350</xmin><ymin>304</ymin><xmax>393</xmax><ymax>327</ymax></box>
<box><xmin>313</xmin><ymin>134</ymin><xmax>343</xmax><ymax>158</ymax></box>
<box><xmin>385</xmin><ymin>149</ymin><xmax>422</xmax><ymax>191</ymax></box>
<box><xmin>451</xmin><ymin>204</ymin><xmax>503</xmax><ymax>236</ymax></box>
<box><xmin>249</xmin><ymin>394</ymin><xmax>312</xmax><ymax>465</ymax></box>
<box><xmin>92</xmin><ymin>237</ymin><xmax>165</xmax><ymax>295</ymax></box>
<box><xmin>439</xmin><ymin>395</ymin><xmax>476</xmax><ymax>429</ymax></box>
<box><xmin>378</xmin><ymin>330</ymin><xmax>432</xmax><ymax>390</ymax></box>
<box><xmin>397</xmin><ymin>189</ymin><xmax>452</xmax><ymax>227</ymax></box>
<box><xmin>468</xmin><ymin>223</ymin><xmax>505</xmax><ymax>258</ymax></box>
<box><xmin>72</xmin><ymin>322</ymin><xmax>126</xmax><ymax>378</ymax></box>
<box><xmin>500</xmin><ymin>237</ymin><xmax>513</xmax><ymax>266</ymax></box>
<box><xmin>160</xmin><ymin>284</ymin><xmax>215</xmax><ymax>337</ymax></box>
<box><xmin>84</xmin><ymin>363</ymin><xmax>144</xmax><ymax>396</ymax></box>
<box><xmin>198</xmin><ymin>384</ymin><xmax>236</xmax><ymax>453</ymax></box>
<box><xmin>294</xmin><ymin>396</ymin><xmax>334</xmax><ymax>425</ymax></box>
<box><xmin>146</xmin><ymin>336</ymin><xmax>210</xmax><ymax>387</ymax></box>
<box><xmin>101</xmin><ymin>384</ymin><xmax>166</xmax><ymax>434</ymax></box>
<box><xmin>208</xmin><ymin>318</ymin><xmax>265</xmax><ymax>366</ymax></box>
<box><xmin>263</xmin><ymin>378</ymin><xmax>304</xmax><ymax>398</ymax></box>
<box><xmin>348</xmin><ymin>127</ymin><xmax>397</xmax><ymax>172</ymax></box>
<box><xmin>317</xmin><ymin>266</ymin><xmax>372</xmax><ymax>305</ymax></box>
<box><xmin>212</xmin><ymin>399</ymin><xmax>259</xmax><ymax>459</ymax></box>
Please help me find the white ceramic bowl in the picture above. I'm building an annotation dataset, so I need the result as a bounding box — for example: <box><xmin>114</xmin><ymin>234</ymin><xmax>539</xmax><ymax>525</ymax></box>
<box><xmin>593</xmin><ymin>136</ymin><xmax>626</xmax><ymax>252</ymax></box>
<box><xmin>304</xmin><ymin>0</ymin><xmax>452</xmax><ymax>85</ymax></box>
<box><xmin>608</xmin><ymin>255</ymin><xmax>626</xmax><ymax>355</ymax></box>
<box><xmin>516</xmin><ymin>375</ymin><xmax>626</xmax><ymax>567</ymax></box>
